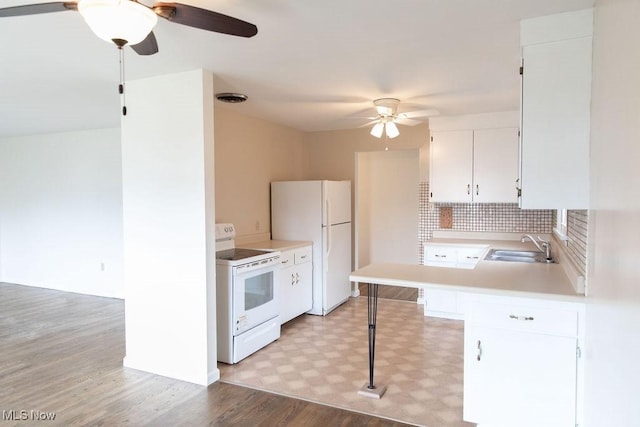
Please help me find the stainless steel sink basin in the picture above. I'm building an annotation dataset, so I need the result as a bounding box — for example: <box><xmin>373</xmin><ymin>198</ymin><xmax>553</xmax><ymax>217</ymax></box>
<box><xmin>484</xmin><ymin>249</ymin><xmax>554</xmax><ymax>264</ymax></box>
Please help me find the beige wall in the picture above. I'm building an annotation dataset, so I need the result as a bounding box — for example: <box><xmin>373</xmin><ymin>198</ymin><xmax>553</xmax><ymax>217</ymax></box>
<box><xmin>305</xmin><ymin>123</ymin><xmax>430</xmax><ymax>184</ymax></box>
<box><xmin>215</xmin><ymin>111</ymin><xmax>430</xmax><ymax>242</ymax></box>
<box><xmin>214</xmin><ymin>107</ymin><xmax>309</xmax><ymax>241</ymax></box>
<box><xmin>356</xmin><ymin>150</ymin><xmax>420</xmax><ymax>268</ymax></box>
<box><xmin>584</xmin><ymin>1</ymin><xmax>640</xmax><ymax>425</ymax></box>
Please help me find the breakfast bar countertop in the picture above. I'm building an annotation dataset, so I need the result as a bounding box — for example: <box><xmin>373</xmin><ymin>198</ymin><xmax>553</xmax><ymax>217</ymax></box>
<box><xmin>350</xmin><ymin>235</ymin><xmax>586</xmax><ymax>304</ymax></box>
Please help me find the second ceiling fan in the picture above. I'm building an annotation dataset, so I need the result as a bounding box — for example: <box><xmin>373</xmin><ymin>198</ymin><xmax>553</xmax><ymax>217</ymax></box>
<box><xmin>365</xmin><ymin>98</ymin><xmax>439</xmax><ymax>139</ymax></box>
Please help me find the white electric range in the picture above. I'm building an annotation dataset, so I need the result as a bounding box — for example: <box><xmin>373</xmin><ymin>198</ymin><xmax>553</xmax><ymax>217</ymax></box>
<box><xmin>215</xmin><ymin>223</ymin><xmax>281</xmax><ymax>364</ymax></box>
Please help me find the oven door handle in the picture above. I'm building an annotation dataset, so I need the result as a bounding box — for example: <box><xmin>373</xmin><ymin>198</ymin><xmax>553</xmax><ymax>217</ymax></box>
<box><xmin>233</xmin><ymin>259</ymin><xmax>278</xmax><ymax>277</ymax></box>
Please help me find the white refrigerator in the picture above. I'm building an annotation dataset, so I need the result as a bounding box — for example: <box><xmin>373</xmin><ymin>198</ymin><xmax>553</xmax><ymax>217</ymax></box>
<box><xmin>271</xmin><ymin>180</ymin><xmax>352</xmax><ymax>316</ymax></box>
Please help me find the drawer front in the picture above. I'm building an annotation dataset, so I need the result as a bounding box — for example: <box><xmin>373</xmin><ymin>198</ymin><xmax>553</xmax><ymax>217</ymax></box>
<box><xmin>457</xmin><ymin>247</ymin><xmax>486</xmax><ymax>264</ymax></box>
<box><xmin>468</xmin><ymin>301</ymin><xmax>578</xmax><ymax>337</ymax></box>
<box><xmin>424</xmin><ymin>246</ymin><xmax>457</xmax><ymax>264</ymax></box>
<box><xmin>279</xmin><ymin>249</ymin><xmax>295</xmax><ymax>267</ymax></box>
<box><xmin>294</xmin><ymin>246</ymin><xmax>312</xmax><ymax>264</ymax></box>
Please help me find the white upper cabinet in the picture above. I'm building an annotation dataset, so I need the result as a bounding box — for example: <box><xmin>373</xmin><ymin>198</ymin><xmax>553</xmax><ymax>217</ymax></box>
<box><xmin>519</xmin><ymin>9</ymin><xmax>593</xmax><ymax>209</ymax></box>
<box><xmin>473</xmin><ymin>128</ymin><xmax>519</xmax><ymax>203</ymax></box>
<box><xmin>429</xmin><ymin>112</ymin><xmax>520</xmax><ymax>203</ymax></box>
<box><xmin>430</xmin><ymin>130</ymin><xmax>473</xmax><ymax>203</ymax></box>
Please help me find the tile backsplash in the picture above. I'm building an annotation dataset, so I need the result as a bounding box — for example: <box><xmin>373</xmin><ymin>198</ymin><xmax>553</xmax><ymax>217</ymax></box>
<box><xmin>419</xmin><ymin>182</ymin><xmax>554</xmax><ymax>242</ymax></box>
<box><xmin>559</xmin><ymin>210</ymin><xmax>589</xmax><ymax>277</ymax></box>
<box><xmin>417</xmin><ymin>182</ymin><xmax>588</xmax><ymax>278</ymax></box>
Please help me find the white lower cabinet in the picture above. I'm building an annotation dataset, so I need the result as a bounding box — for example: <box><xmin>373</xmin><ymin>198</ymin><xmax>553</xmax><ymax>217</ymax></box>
<box><xmin>424</xmin><ymin>289</ymin><xmax>465</xmax><ymax>320</ymax></box>
<box><xmin>463</xmin><ymin>296</ymin><xmax>582</xmax><ymax>427</ymax></box>
<box><xmin>422</xmin><ymin>243</ymin><xmax>488</xmax><ymax>319</ymax></box>
<box><xmin>279</xmin><ymin>245</ymin><xmax>313</xmax><ymax>324</ymax></box>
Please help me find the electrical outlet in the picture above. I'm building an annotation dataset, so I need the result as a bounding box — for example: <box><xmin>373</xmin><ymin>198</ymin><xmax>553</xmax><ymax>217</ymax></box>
<box><xmin>255</xmin><ymin>220</ymin><xmax>260</xmax><ymax>231</ymax></box>
<box><xmin>100</xmin><ymin>262</ymin><xmax>105</xmax><ymax>272</ymax></box>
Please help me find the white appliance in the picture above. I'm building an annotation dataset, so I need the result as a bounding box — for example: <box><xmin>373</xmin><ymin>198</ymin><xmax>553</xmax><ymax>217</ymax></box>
<box><xmin>215</xmin><ymin>223</ymin><xmax>281</xmax><ymax>364</ymax></box>
<box><xmin>271</xmin><ymin>180</ymin><xmax>352</xmax><ymax>315</ymax></box>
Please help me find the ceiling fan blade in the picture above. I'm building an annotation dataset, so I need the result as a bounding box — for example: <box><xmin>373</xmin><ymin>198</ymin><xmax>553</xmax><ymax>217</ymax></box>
<box><xmin>0</xmin><ymin>2</ymin><xmax>77</xmax><ymax>17</ymax></box>
<box><xmin>131</xmin><ymin>31</ymin><xmax>159</xmax><ymax>55</ymax></box>
<box><xmin>399</xmin><ymin>109</ymin><xmax>440</xmax><ymax>119</ymax></box>
<box><xmin>154</xmin><ymin>2</ymin><xmax>258</xmax><ymax>38</ymax></box>
<box><xmin>359</xmin><ymin>119</ymin><xmax>379</xmax><ymax>128</ymax></box>
<box><xmin>396</xmin><ymin>117</ymin><xmax>423</xmax><ymax>126</ymax></box>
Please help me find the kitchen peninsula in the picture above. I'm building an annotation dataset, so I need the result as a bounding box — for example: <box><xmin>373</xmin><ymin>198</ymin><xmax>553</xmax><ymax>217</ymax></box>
<box><xmin>350</xmin><ymin>235</ymin><xmax>585</xmax><ymax>427</ymax></box>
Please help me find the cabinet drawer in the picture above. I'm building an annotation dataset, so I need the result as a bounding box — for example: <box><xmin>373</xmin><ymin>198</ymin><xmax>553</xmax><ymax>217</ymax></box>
<box><xmin>279</xmin><ymin>250</ymin><xmax>295</xmax><ymax>267</ymax></box>
<box><xmin>294</xmin><ymin>246</ymin><xmax>312</xmax><ymax>264</ymax></box>
<box><xmin>456</xmin><ymin>247</ymin><xmax>486</xmax><ymax>264</ymax></box>
<box><xmin>424</xmin><ymin>246</ymin><xmax>457</xmax><ymax>264</ymax></box>
<box><xmin>468</xmin><ymin>301</ymin><xmax>578</xmax><ymax>337</ymax></box>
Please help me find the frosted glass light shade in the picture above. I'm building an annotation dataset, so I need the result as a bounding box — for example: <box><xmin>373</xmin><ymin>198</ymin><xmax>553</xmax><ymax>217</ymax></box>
<box><xmin>385</xmin><ymin>121</ymin><xmax>400</xmax><ymax>138</ymax></box>
<box><xmin>78</xmin><ymin>0</ymin><xmax>158</xmax><ymax>46</ymax></box>
<box><xmin>370</xmin><ymin>121</ymin><xmax>384</xmax><ymax>138</ymax></box>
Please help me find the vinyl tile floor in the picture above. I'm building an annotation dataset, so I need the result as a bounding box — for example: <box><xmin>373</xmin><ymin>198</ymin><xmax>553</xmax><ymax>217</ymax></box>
<box><xmin>218</xmin><ymin>297</ymin><xmax>475</xmax><ymax>427</ymax></box>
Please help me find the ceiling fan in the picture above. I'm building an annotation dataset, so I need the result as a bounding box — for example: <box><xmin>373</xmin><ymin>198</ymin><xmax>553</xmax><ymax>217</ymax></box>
<box><xmin>0</xmin><ymin>1</ymin><xmax>258</xmax><ymax>55</ymax></box>
<box><xmin>364</xmin><ymin>98</ymin><xmax>439</xmax><ymax>139</ymax></box>
<box><xmin>0</xmin><ymin>1</ymin><xmax>258</xmax><ymax>115</ymax></box>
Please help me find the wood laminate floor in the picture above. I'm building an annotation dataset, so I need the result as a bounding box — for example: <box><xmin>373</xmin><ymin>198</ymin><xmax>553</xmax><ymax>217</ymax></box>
<box><xmin>358</xmin><ymin>282</ymin><xmax>419</xmax><ymax>301</ymax></box>
<box><xmin>0</xmin><ymin>282</ymin><xmax>411</xmax><ymax>426</ymax></box>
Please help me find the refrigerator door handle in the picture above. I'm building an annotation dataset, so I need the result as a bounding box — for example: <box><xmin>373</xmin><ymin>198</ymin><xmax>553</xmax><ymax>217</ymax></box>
<box><xmin>326</xmin><ymin>199</ymin><xmax>332</xmax><ymax>256</ymax></box>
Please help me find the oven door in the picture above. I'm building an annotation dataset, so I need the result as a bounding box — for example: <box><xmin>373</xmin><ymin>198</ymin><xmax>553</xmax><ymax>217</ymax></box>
<box><xmin>233</xmin><ymin>263</ymin><xmax>279</xmax><ymax>335</ymax></box>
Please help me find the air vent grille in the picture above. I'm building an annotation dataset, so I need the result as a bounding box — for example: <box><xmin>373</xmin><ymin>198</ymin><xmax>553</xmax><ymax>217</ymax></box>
<box><xmin>215</xmin><ymin>93</ymin><xmax>248</xmax><ymax>103</ymax></box>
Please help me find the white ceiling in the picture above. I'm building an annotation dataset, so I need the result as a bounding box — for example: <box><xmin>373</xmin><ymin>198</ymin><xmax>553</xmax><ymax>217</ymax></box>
<box><xmin>0</xmin><ymin>0</ymin><xmax>595</xmax><ymax>138</ymax></box>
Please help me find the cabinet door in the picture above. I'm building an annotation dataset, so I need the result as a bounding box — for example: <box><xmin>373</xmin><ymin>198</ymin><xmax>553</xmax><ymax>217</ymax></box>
<box><xmin>520</xmin><ymin>37</ymin><xmax>591</xmax><ymax>209</ymax></box>
<box><xmin>423</xmin><ymin>289</ymin><xmax>463</xmax><ymax>320</ymax></box>
<box><xmin>473</xmin><ymin>128</ymin><xmax>519</xmax><ymax>203</ymax></box>
<box><xmin>464</xmin><ymin>325</ymin><xmax>577</xmax><ymax>427</ymax></box>
<box><xmin>280</xmin><ymin>247</ymin><xmax>313</xmax><ymax>325</ymax></box>
<box><xmin>430</xmin><ymin>130</ymin><xmax>473</xmax><ymax>202</ymax></box>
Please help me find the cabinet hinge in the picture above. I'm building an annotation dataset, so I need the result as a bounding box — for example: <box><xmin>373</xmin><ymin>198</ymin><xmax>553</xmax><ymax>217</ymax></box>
<box><xmin>430</xmin><ymin>136</ymin><xmax>433</xmax><ymax>142</ymax></box>
<box><xmin>519</xmin><ymin>66</ymin><xmax>523</xmax><ymax>75</ymax></box>
<box><xmin>430</xmin><ymin>192</ymin><xmax>433</xmax><ymax>198</ymax></box>
<box><xmin>577</xmin><ymin>346</ymin><xmax>582</xmax><ymax>359</ymax></box>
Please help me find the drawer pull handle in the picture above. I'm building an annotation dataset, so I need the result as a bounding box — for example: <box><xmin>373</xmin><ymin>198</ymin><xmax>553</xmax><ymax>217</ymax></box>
<box><xmin>477</xmin><ymin>340</ymin><xmax>482</xmax><ymax>361</ymax></box>
<box><xmin>435</xmin><ymin>254</ymin><xmax>447</xmax><ymax>258</ymax></box>
<box><xmin>282</xmin><ymin>259</ymin><xmax>289</xmax><ymax>264</ymax></box>
<box><xmin>466</xmin><ymin>256</ymin><xmax>479</xmax><ymax>259</ymax></box>
<box><xmin>509</xmin><ymin>314</ymin><xmax>535</xmax><ymax>321</ymax></box>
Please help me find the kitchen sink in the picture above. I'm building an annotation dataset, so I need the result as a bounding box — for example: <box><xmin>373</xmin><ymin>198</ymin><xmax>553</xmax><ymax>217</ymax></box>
<box><xmin>484</xmin><ymin>249</ymin><xmax>554</xmax><ymax>264</ymax></box>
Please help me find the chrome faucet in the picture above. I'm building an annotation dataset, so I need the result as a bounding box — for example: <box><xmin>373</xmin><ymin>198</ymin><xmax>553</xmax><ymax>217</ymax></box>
<box><xmin>521</xmin><ymin>234</ymin><xmax>553</xmax><ymax>261</ymax></box>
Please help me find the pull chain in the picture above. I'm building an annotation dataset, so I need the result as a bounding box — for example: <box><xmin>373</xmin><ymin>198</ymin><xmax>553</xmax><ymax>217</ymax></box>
<box><xmin>118</xmin><ymin>46</ymin><xmax>127</xmax><ymax>116</ymax></box>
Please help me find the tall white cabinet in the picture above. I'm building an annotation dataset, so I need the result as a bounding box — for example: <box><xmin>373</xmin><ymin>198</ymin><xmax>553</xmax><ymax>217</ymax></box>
<box><xmin>519</xmin><ymin>9</ymin><xmax>593</xmax><ymax>209</ymax></box>
<box><xmin>429</xmin><ymin>112</ymin><xmax>520</xmax><ymax>204</ymax></box>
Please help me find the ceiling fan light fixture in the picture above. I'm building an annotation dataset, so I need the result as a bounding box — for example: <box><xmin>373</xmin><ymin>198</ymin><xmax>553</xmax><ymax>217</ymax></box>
<box><xmin>78</xmin><ymin>0</ymin><xmax>158</xmax><ymax>46</ymax></box>
<box><xmin>385</xmin><ymin>121</ymin><xmax>400</xmax><ymax>139</ymax></box>
<box><xmin>373</xmin><ymin>98</ymin><xmax>400</xmax><ymax>117</ymax></box>
<box><xmin>370</xmin><ymin>121</ymin><xmax>384</xmax><ymax>138</ymax></box>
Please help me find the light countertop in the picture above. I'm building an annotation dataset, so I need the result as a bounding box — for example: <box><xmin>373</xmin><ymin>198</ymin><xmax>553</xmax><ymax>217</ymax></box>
<box><xmin>239</xmin><ymin>239</ymin><xmax>312</xmax><ymax>252</ymax></box>
<box><xmin>350</xmin><ymin>236</ymin><xmax>585</xmax><ymax>303</ymax></box>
